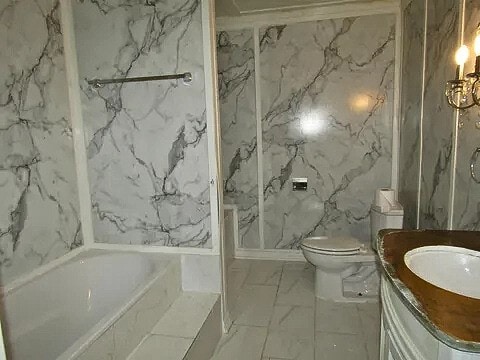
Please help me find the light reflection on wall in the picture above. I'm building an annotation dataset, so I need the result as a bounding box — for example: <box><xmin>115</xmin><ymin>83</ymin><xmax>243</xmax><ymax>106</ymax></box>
<box><xmin>350</xmin><ymin>93</ymin><xmax>372</xmax><ymax>113</ymax></box>
<box><xmin>299</xmin><ymin>110</ymin><xmax>326</xmax><ymax>135</ymax></box>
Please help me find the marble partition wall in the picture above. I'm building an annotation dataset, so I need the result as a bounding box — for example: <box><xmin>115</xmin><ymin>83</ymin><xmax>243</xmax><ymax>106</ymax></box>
<box><xmin>260</xmin><ymin>16</ymin><xmax>396</xmax><ymax>249</ymax></box>
<box><xmin>418</xmin><ymin>0</ymin><xmax>458</xmax><ymax>229</ymax></box>
<box><xmin>73</xmin><ymin>0</ymin><xmax>211</xmax><ymax>247</ymax></box>
<box><xmin>398</xmin><ymin>0</ymin><xmax>426</xmax><ymax>229</ymax></box>
<box><xmin>452</xmin><ymin>0</ymin><xmax>480</xmax><ymax>231</ymax></box>
<box><xmin>216</xmin><ymin>30</ymin><xmax>260</xmax><ymax>248</ymax></box>
<box><xmin>0</xmin><ymin>0</ymin><xmax>82</xmax><ymax>284</ymax></box>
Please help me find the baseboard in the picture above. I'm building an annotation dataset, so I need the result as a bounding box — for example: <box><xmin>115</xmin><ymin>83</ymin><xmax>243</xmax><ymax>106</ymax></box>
<box><xmin>234</xmin><ymin>248</ymin><xmax>306</xmax><ymax>261</ymax></box>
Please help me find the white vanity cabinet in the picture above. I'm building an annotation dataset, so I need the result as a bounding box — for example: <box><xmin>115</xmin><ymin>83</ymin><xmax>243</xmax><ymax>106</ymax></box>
<box><xmin>380</xmin><ymin>278</ymin><xmax>480</xmax><ymax>360</ymax></box>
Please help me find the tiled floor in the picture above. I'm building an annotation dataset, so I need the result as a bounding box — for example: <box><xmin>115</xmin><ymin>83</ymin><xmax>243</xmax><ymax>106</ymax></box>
<box><xmin>211</xmin><ymin>260</ymin><xmax>380</xmax><ymax>360</ymax></box>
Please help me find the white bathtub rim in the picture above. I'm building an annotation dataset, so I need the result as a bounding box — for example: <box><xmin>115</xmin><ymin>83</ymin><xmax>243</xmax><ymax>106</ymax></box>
<box><xmin>0</xmin><ymin>246</ymin><xmax>86</xmax><ymax>296</ymax></box>
<box><xmin>1</xmin><ymin>243</ymin><xmax>217</xmax><ymax>296</ymax></box>
<box><xmin>57</xmin><ymin>255</ymin><xmax>174</xmax><ymax>360</ymax></box>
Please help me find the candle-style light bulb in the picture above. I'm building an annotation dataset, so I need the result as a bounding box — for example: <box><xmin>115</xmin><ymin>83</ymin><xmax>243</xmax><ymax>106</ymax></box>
<box><xmin>455</xmin><ymin>45</ymin><xmax>469</xmax><ymax>80</ymax></box>
<box><xmin>474</xmin><ymin>33</ymin><xmax>480</xmax><ymax>56</ymax></box>
<box><xmin>474</xmin><ymin>32</ymin><xmax>480</xmax><ymax>74</ymax></box>
<box><xmin>455</xmin><ymin>45</ymin><xmax>470</xmax><ymax>65</ymax></box>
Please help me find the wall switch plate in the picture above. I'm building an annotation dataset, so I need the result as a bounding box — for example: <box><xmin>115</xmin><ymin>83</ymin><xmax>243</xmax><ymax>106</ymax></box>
<box><xmin>292</xmin><ymin>178</ymin><xmax>307</xmax><ymax>191</ymax></box>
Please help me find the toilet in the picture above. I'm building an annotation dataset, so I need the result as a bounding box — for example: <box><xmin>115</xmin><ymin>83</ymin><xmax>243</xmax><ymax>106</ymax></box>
<box><xmin>301</xmin><ymin>202</ymin><xmax>403</xmax><ymax>302</ymax></box>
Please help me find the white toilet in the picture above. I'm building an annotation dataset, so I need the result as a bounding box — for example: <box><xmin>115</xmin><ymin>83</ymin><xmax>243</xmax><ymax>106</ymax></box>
<box><xmin>301</xmin><ymin>202</ymin><xmax>403</xmax><ymax>302</ymax></box>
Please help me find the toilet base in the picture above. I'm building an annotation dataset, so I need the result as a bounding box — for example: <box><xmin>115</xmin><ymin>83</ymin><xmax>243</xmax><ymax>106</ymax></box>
<box><xmin>314</xmin><ymin>265</ymin><xmax>379</xmax><ymax>303</ymax></box>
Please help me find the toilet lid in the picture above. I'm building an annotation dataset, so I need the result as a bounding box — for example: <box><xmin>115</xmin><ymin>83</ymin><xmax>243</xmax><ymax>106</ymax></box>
<box><xmin>301</xmin><ymin>236</ymin><xmax>361</xmax><ymax>254</ymax></box>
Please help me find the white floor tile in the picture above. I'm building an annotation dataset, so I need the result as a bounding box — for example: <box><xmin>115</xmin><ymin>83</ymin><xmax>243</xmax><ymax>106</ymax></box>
<box><xmin>269</xmin><ymin>305</ymin><xmax>314</xmax><ymax>332</ymax></box>
<box><xmin>276</xmin><ymin>263</ymin><xmax>315</xmax><ymax>307</ymax></box>
<box><xmin>245</xmin><ymin>260</ymin><xmax>283</xmax><ymax>286</ymax></box>
<box><xmin>233</xmin><ymin>285</ymin><xmax>277</xmax><ymax>326</ymax></box>
<box><xmin>315</xmin><ymin>332</ymin><xmax>368</xmax><ymax>360</ymax></box>
<box><xmin>263</xmin><ymin>328</ymin><xmax>314</xmax><ymax>360</ymax></box>
<box><xmin>211</xmin><ymin>325</ymin><xmax>268</xmax><ymax>360</ymax></box>
<box><xmin>316</xmin><ymin>300</ymin><xmax>362</xmax><ymax>334</ymax></box>
<box><xmin>357</xmin><ymin>302</ymin><xmax>381</xmax><ymax>360</ymax></box>
<box><xmin>129</xmin><ymin>335</ymin><xmax>191</xmax><ymax>360</ymax></box>
<box><xmin>151</xmin><ymin>292</ymin><xmax>217</xmax><ymax>338</ymax></box>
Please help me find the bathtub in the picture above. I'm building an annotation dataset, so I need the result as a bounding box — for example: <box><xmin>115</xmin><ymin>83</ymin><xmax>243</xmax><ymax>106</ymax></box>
<box><xmin>1</xmin><ymin>251</ymin><xmax>181</xmax><ymax>360</ymax></box>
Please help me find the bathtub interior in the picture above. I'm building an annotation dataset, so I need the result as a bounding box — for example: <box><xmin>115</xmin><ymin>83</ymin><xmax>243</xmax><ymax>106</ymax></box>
<box><xmin>1</xmin><ymin>251</ymin><xmax>173</xmax><ymax>360</ymax></box>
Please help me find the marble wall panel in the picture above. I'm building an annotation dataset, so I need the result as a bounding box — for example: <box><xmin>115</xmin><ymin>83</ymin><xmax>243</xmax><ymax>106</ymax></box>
<box><xmin>0</xmin><ymin>0</ymin><xmax>82</xmax><ymax>284</ymax></box>
<box><xmin>398</xmin><ymin>0</ymin><xmax>426</xmax><ymax>229</ymax></box>
<box><xmin>216</xmin><ymin>30</ymin><xmax>260</xmax><ymax>248</ymax></box>
<box><xmin>73</xmin><ymin>0</ymin><xmax>211</xmax><ymax>247</ymax></box>
<box><xmin>418</xmin><ymin>0</ymin><xmax>458</xmax><ymax>229</ymax></box>
<box><xmin>452</xmin><ymin>0</ymin><xmax>480</xmax><ymax>230</ymax></box>
<box><xmin>259</xmin><ymin>16</ymin><xmax>396</xmax><ymax>249</ymax></box>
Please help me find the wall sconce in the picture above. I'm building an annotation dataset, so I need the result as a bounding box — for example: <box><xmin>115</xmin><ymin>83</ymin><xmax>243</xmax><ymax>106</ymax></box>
<box><xmin>445</xmin><ymin>26</ymin><xmax>480</xmax><ymax>110</ymax></box>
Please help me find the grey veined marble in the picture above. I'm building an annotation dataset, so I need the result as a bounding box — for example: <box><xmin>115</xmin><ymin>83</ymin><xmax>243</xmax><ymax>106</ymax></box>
<box><xmin>73</xmin><ymin>0</ymin><xmax>211</xmax><ymax>247</ymax></box>
<box><xmin>0</xmin><ymin>0</ymin><xmax>82</xmax><ymax>284</ymax></box>
<box><xmin>260</xmin><ymin>15</ymin><xmax>396</xmax><ymax>249</ymax></box>
<box><xmin>398</xmin><ymin>0</ymin><xmax>426</xmax><ymax>229</ymax></box>
<box><xmin>418</xmin><ymin>0</ymin><xmax>458</xmax><ymax>230</ymax></box>
<box><xmin>217</xmin><ymin>30</ymin><xmax>260</xmax><ymax>248</ymax></box>
<box><xmin>453</xmin><ymin>0</ymin><xmax>480</xmax><ymax>231</ymax></box>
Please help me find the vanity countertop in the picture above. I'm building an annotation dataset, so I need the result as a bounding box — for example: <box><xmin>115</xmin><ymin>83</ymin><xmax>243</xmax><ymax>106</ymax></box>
<box><xmin>377</xmin><ymin>229</ymin><xmax>480</xmax><ymax>353</ymax></box>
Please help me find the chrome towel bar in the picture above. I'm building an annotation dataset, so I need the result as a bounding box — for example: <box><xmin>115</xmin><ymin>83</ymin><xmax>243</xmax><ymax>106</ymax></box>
<box><xmin>87</xmin><ymin>72</ymin><xmax>192</xmax><ymax>88</ymax></box>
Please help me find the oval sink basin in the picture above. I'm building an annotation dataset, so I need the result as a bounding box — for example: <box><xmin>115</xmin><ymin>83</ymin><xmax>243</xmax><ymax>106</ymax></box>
<box><xmin>404</xmin><ymin>246</ymin><xmax>480</xmax><ymax>299</ymax></box>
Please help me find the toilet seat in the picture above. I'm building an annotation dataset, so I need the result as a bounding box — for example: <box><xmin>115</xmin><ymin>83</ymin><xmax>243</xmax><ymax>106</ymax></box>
<box><xmin>301</xmin><ymin>236</ymin><xmax>362</xmax><ymax>255</ymax></box>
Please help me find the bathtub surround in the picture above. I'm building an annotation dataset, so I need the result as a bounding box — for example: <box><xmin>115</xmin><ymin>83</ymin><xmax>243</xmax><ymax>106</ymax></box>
<box><xmin>217</xmin><ymin>30</ymin><xmax>260</xmax><ymax>249</ymax></box>
<box><xmin>73</xmin><ymin>0</ymin><xmax>212</xmax><ymax>248</ymax></box>
<box><xmin>2</xmin><ymin>250</ymin><xmax>181</xmax><ymax>360</ymax></box>
<box><xmin>398</xmin><ymin>0</ymin><xmax>480</xmax><ymax>231</ymax></box>
<box><xmin>218</xmin><ymin>14</ymin><xmax>396</xmax><ymax>250</ymax></box>
<box><xmin>129</xmin><ymin>293</ymin><xmax>221</xmax><ymax>360</ymax></box>
<box><xmin>0</xmin><ymin>0</ymin><xmax>83</xmax><ymax>284</ymax></box>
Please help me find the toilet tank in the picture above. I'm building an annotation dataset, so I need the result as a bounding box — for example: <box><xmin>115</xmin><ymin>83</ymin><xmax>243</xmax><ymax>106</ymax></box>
<box><xmin>370</xmin><ymin>206</ymin><xmax>403</xmax><ymax>251</ymax></box>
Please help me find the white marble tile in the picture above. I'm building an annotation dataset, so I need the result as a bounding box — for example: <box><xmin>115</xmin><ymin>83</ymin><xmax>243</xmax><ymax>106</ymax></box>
<box><xmin>129</xmin><ymin>335</ymin><xmax>192</xmax><ymax>360</ymax></box>
<box><xmin>276</xmin><ymin>263</ymin><xmax>315</xmax><ymax>307</ymax></box>
<box><xmin>181</xmin><ymin>254</ymin><xmax>221</xmax><ymax>293</ymax></box>
<box><xmin>263</xmin><ymin>328</ymin><xmax>314</xmax><ymax>360</ymax></box>
<box><xmin>183</xmin><ymin>297</ymin><xmax>222</xmax><ymax>360</ymax></box>
<box><xmin>0</xmin><ymin>0</ymin><xmax>82</xmax><ymax>285</ymax></box>
<box><xmin>357</xmin><ymin>302</ymin><xmax>381</xmax><ymax>328</ymax></box>
<box><xmin>357</xmin><ymin>302</ymin><xmax>381</xmax><ymax>360</ymax></box>
<box><xmin>226</xmin><ymin>263</ymin><xmax>249</xmax><ymax>324</ymax></box>
<box><xmin>77</xmin><ymin>260</ymin><xmax>181</xmax><ymax>360</ymax></box>
<box><xmin>217</xmin><ymin>29</ymin><xmax>260</xmax><ymax>249</ymax></box>
<box><xmin>151</xmin><ymin>292</ymin><xmax>217</xmax><ymax>338</ymax></box>
<box><xmin>259</xmin><ymin>15</ymin><xmax>395</xmax><ymax>249</ymax></box>
<box><xmin>398</xmin><ymin>0</ymin><xmax>426</xmax><ymax>229</ymax></box>
<box><xmin>230</xmin><ymin>258</ymin><xmax>254</xmax><ymax>270</ymax></box>
<box><xmin>211</xmin><ymin>325</ymin><xmax>268</xmax><ymax>360</ymax></box>
<box><xmin>315</xmin><ymin>332</ymin><xmax>368</xmax><ymax>360</ymax></box>
<box><xmin>418</xmin><ymin>0</ymin><xmax>458</xmax><ymax>229</ymax></box>
<box><xmin>269</xmin><ymin>305</ymin><xmax>315</xmax><ymax>332</ymax></box>
<box><xmin>73</xmin><ymin>0</ymin><xmax>211</xmax><ymax>248</ymax></box>
<box><xmin>316</xmin><ymin>300</ymin><xmax>362</xmax><ymax>334</ymax></box>
<box><xmin>244</xmin><ymin>260</ymin><xmax>283</xmax><ymax>286</ymax></box>
<box><xmin>233</xmin><ymin>284</ymin><xmax>277</xmax><ymax>326</ymax></box>
<box><xmin>452</xmin><ymin>0</ymin><xmax>480</xmax><ymax>231</ymax></box>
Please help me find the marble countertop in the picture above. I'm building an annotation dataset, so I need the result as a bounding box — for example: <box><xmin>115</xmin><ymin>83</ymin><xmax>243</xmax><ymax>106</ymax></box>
<box><xmin>377</xmin><ymin>229</ymin><xmax>480</xmax><ymax>353</ymax></box>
